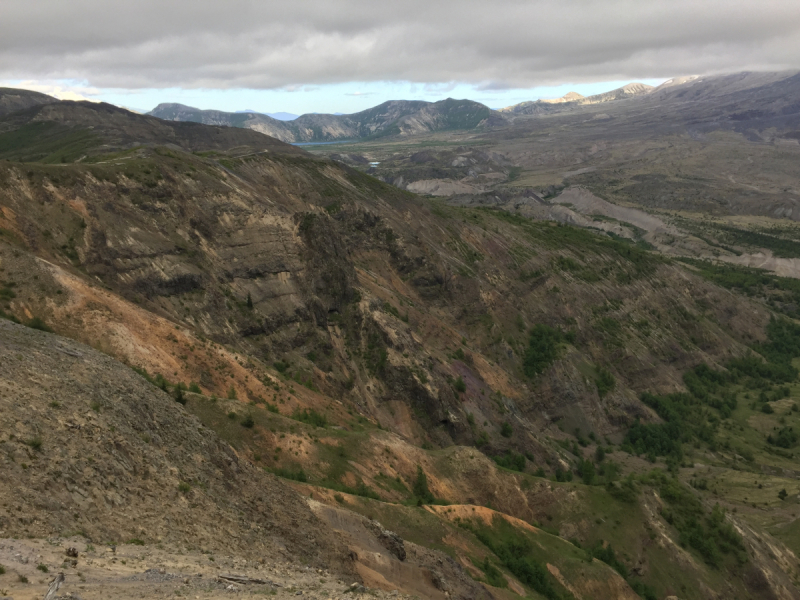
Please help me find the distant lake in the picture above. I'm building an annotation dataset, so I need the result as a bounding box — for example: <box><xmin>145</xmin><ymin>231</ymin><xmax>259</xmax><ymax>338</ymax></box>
<box><xmin>292</xmin><ymin>140</ymin><xmax>355</xmax><ymax>146</ymax></box>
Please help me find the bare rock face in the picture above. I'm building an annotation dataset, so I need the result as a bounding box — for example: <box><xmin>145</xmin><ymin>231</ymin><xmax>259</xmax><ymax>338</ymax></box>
<box><xmin>366</xmin><ymin>519</ymin><xmax>406</xmax><ymax>561</ymax></box>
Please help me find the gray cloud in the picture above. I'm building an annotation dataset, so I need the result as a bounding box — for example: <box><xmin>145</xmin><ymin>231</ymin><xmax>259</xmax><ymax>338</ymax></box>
<box><xmin>2</xmin><ymin>0</ymin><xmax>799</xmax><ymax>89</ymax></box>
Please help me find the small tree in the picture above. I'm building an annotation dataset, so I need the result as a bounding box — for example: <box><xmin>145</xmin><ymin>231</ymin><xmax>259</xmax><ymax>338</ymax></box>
<box><xmin>246</xmin><ymin>293</ymin><xmax>253</xmax><ymax>309</ymax></box>
<box><xmin>779</xmin><ymin>488</ymin><xmax>788</xmax><ymax>501</ymax></box>
<box><xmin>500</xmin><ymin>422</ymin><xmax>513</xmax><ymax>438</ymax></box>
<box><xmin>227</xmin><ymin>386</ymin><xmax>237</xmax><ymax>400</ymax></box>
<box><xmin>412</xmin><ymin>465</ymin><xmax>434</xmax><ymax>504</ymax></box>
<box><xmin>174</xmin><ymin>386</ymin><xmax>186</xmax><ymax>405</ymax></box>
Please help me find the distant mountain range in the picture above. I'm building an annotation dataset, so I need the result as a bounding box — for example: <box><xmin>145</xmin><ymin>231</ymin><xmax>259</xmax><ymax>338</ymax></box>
<box><xmin>500</xmin><ymin>82</ymin><xmax>655</xmax><ymax>115</ymax></box>
<box><xmin>147</xmin><ymin>98</ymin><xmax>503</xmax><ymax>143</ymax></box>
<box><xmin>144</xmin><ymin>82</ymin><xmax>668</xmax><ymax>142</ymax></box>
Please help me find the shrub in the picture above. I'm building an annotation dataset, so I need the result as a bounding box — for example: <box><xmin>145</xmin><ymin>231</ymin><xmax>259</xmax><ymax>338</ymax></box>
<box><xmin>500</xmin><ymin>422</ymin><xmax>512</xmax><ymax>438</ymax></box>
<box><xmin>227</xmin><ymin>386</ymin><xmax>237</xmax><ymax>400</ymax></box>
<box><xmin>241</xmin><ymin>414</ymin><xmax>255</xmax><ymax>428</ymax></box>
<box><xmin>607</xmin><ymin>477</ymin><xmax>639</xmax><ymax>503</ymax></box>
<box><xmin>578</xmin><ymin>459</ymin><xmax>596</xmax><ymax>485</ymax></box>
<box><xmin>453</xmin><ymin>376</ymin><xmax>467</xmax><ymax>394</ymax></box>
<box><xmin>595</xmin><ymin>446</ymin><xmax>606</xmax><ymax>462</ymax></box>
<box><xmin>595</xmin><ymin>366</ymin><xmax>616</xmax><ymax>398</ymax></box>
<box><xmin>173</xmin><ymin>386</ymin><xmax>186</xmax><ymax>405</ymax></box>
<box><xmin>412</xmin><ymin>465</ymin><xmax>434</xmax><ymax>504</ymax></box>
<box><xmin>178</xmin><ymin>482</ymin><xmax>191</xmax><ymax>494</ymax></box>
<box><xmin>767</xmin><ymin>426</ymin><xmax>797</xmax><ymax>448</ymax></box>
<box><xmin>481</xmin><ymin>558</ymin><xmax>508</xmax><ymax>588</ymax></box>
<box><xmin>291</xmin><ymin>408</ymin><xmax>327</xmax><ymax>428</ymax></box>
<box><xmin>36</xmin><ymin>564</ymin><xmax>48</xmax><ymax>573</ymax></box>
<box><xmin>642</xmin><ymin>471</ymin><xmax>746</xmax><ymax>567</ymax></box>
<box><xmin>469</xmin><ymin>527</ymin><xmax>561</xmax><ymax>599</ymax></box>
<box><xmin>762</xmin><ymin>403</ymin><xmax>774</xmax><ymax>414</ymax></box>
<box><xmin>493</xmin><ymin>451</ymin><xmax>526</xmax><ymax>472</ymax></box>
<box><xmin>0</xmin><ymin>563</ymin><xmax>5</xmax><ymax>574</ymax></box>
<box><xmin>268</xmin><ymin>467</ymin><xmax>308</xmax><ymax>482</ymax></box>
<box><xmin>522</xmin><ymin>324</ymin><xmax>564</xmax><ymax>378</ymax></box>
<box><xmin>189</xmin><ymin>382</ymin><xmax>201</xmax><ymax>393</ymax></box>
<box><xmin>26</xmin><ymin>316</ymin><xmax>53</xmax><ymax>332</ymax></box>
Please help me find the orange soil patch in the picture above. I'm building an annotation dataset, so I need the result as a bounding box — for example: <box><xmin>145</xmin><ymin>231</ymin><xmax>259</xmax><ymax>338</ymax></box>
<box><xmin>425</xmin><ymin>504</ymin><xmax>539</xmax><ymax>533</ymax></box>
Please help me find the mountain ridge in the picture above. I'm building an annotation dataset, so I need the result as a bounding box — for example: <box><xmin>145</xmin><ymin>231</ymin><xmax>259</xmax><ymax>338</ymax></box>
<box><xmin>148</xmin><ymin>97</ymin><xmax>500</xmax><ymax>143</ymax></box>
<box><xmin>500</xmin><ymin>82</ymin><xmax>654</xmax><ymax>115</ymax></box>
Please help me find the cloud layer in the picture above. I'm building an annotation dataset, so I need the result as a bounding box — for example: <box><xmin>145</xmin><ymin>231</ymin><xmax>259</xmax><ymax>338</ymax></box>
<box><xmin>2</xmin><ymin>0</ymin><xmax>800</xmax><ymax>89</ymax></box>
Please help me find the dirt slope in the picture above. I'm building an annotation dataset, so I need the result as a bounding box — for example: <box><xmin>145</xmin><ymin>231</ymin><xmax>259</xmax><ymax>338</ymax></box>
<box><xmin>0</xmin><ymin>319</ymin><xmax>353</xmax><ymax>576</ymax></box>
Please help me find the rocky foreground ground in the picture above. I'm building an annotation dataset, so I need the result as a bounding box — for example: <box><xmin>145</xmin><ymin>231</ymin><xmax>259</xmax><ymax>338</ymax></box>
<box><xmin>0</xmin><ymin>537</ymin><xmax>415</xmax><ymax>600</ymax></box>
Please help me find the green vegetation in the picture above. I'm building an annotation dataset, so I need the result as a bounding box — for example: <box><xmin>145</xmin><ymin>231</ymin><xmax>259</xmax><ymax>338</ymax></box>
<box><xmin>479</xmin><ymin>557</ymin><xmax>508</xmax><ymax>588</ymax></box>
<box><xmin>173</xmin><ymin>386</ymin><xmax>186</xmax><ymax>405</ymax></box>
<box><xmin>641</xmin><ymin>471</ymin><xmax>746</xmax><ymax>567</ymax></box>
<box><xmin>267</xmin><ymin>466</ymin><xmax>308</xmax><ymax>482</ymax></box>
<box><xmin>768</xmin><ymin>426</ymin><xmax>797</xmax><ymax>448</ymax></box>
<box><xmin>523</xmin><ymin>324</ymin><xmax>572</xmax><ymax>378</ymax></box>
<box><xmin>26</xmin><ymin>316</ymin><xmax>53</xmax><ymax>332</ymax></box>
<box><xmin>680</xmin><ymin>258</ymin><xmax>800</xmax><ymax>318</ymax></box>
<box><xmin>485</xmin><ymin>209</ymin><xmax>661</xmax><ymax>281</ymax></box>
<box><xmin>492</xmin><ymin>450</ymin><xmax>526</xmax><ymax>472</ymax></box>
<box><xmin>461</xmin><ymin>517</ymin><xmax>570</xmax><ymax>599</ymax></box>
<box><xmin>0</xmin><ymin>121</ymin><xmax>101</xmax><ymax>163</ymax></box>
<box><xmin>701</xmin><ymin>222</ymin><xmax>800</xmax><ymax>259</ymax></box>
<box><xmin>625</xmin><ymin>317</ymin><xmax>800</xmax><ymax>459</ymax></box>
<box><xmin>412</xmin><ymin>465</ymin><xmax>434</xmax><ymax>504</ymax></box>
<box><xmin>595</xmin><ymin>366</ymin><xmax>616</xmax><ymax>398</ymax></box>
<box><xmin>291</xmin><ymin>408</ymin><xmax>328</xmax><ymax>428</ymax></box>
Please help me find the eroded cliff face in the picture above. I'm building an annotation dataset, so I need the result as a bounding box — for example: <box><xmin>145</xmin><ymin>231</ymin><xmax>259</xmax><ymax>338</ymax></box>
<box><xmin>0</xmin><ymin>146</ymin><xmax>770</xmax><ymax>457</ymax></box>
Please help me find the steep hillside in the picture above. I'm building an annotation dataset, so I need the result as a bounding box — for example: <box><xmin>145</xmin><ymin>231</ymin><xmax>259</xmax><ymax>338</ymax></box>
<box><xmin>2</xmin><ymin>95</ymin><xmax>800</xmax><ymax>598</ymax></box>
<box><xmin>149</xmin><ymin>98</ymin><xmax>501</xmax><ymax>143</ymax></box>
<box><xmin>0</xmin><ymin>319</ymin><xmax>352</xmax><ymax>569</ymax></box>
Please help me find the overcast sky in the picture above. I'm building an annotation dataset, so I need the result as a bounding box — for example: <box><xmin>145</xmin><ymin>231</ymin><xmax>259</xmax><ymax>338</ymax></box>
<box><xmin>2</xmin><ymin>0</ymin><xmax>799</xmax><ymax>114</ymax></box>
